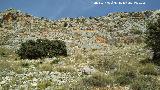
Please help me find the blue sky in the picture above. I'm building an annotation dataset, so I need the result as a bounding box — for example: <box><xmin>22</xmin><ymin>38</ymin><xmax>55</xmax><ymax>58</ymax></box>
<box><xmin>0</xmin><ymin>0</ymin><xmax>160</xmax><ymax>20</ymax></box>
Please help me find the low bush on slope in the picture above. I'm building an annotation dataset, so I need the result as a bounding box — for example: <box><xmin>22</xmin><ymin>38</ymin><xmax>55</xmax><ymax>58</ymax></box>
<box><xmin>17</xmin><ymin>39</ymin><xmax>67</xmax><ymax>59</ymax></box>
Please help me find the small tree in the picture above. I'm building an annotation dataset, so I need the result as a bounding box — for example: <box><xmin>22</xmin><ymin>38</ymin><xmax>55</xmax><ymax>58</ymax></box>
<box><xmin>146</xmin><ymin>18</ymin><xmax>160</xmax><ymax>63</ymax></box>
<box><xmin>0</xmin><ymin>22</ymin><xmax>2</xmax><ymax>27</ymax></box>
<box><xmin>17</xmin><ymin>39</ymin><xmax>67</xmax><ymax>59</ymax></box>
<box><xmin>63</xmin><ymin>22</ymin><xmax>68</xmax><ymax>27</ymax></box>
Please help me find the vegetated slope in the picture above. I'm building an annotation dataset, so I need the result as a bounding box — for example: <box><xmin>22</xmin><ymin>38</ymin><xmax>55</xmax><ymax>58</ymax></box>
<box><xmin>1</xmin><ymin>9</ymin><xmax>160</xmax><ymax>90</ymax></box>
<box><xmin>0</xmin><ymin>8</ymin><xmax>159</xmax><ymax>55</ymax></box>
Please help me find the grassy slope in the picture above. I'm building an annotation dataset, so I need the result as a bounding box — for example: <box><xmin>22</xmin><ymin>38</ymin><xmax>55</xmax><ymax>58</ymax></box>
<box><xmin>0</xmin><ymin>43</ymin><xmax>160</xmax><ymax>90</ymax></box>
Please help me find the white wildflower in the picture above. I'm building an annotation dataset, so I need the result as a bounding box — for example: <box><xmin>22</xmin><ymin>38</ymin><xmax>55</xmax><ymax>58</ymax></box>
<box><xmin>0</xmin><ymin>81</ymin><xmax>6</xmax><ymax>85</ymax></box>
<box><xmin>31</xmin><ymin>82</ymin><xmax>37</xmax><ymax>87</ymax></box>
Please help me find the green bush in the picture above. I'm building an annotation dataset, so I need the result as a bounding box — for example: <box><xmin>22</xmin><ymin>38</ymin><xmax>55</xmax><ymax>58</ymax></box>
<box><xmin>21</xmin><ymin>62</ymin><xmax>29</xmax><ymax>68</ymax></box>
<box><xmin>0</xmin><ymin>23</ymin><xmax>2</xmax><ymax>28</ymax></box>
<box><xmin>130</xmin><ymin>28</ymin><xmax>143</xmax><ymax>35</ymax></box>
<box><xmin>95</xmin><ymin>57</ymin><xmax>117</xmax><ymax>72</ymax></box>
<box><xmin>63</xmin><ymin>22</ymin><xmax>68</xmax><ymax>27</ymax></box>
<box><xmin>146</xmin><ymin>18</ymin><xmax>160</xmax><ymax>63</ymax></box>
<box><xmin>37</xmin><ymin>80</ymin><xmax>51</xmax><ymax>89</ymax></box>
<box><xmin>82</xmin><ymin>73</ymin><xmax>113</xmax><ymax>87</ymax></box>
<box><xmin>115</xmin><ymin>71</ymin><xmax>136</xmax><ymax>86</ymax></box>
<box><xmin>0</xmin><ymin>17</ymin><xmax>3</xmax><ymax>27</ymax></box>
<box><xmin>139</xmin><ymin>64</ymin><xmax>159</xmax><ymax>76</ymax></box>
<box><xmin>17</xmin><ymin>39</ymin><xmax>67</xmax><ymax>59</ymax></box>
<box><xmin>0</xmin><ymin>47</ymin><xmax>13</xmax><ymax>57</ymax></box>
<box><xmin>131</xmin><ymin>76</ymin><xmax>160</xmax><ymax>90</ymax></box>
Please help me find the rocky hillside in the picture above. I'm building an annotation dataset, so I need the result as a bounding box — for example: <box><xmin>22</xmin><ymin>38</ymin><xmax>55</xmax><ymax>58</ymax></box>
<box><xmin>1</xmin><ymin>9</ymin><xmax>160</xmax><ymax>90</ymax></box>
<box><xmin>0</xmin><ymin>9</ymin><xmax>160</xmax><ymax>55</ymax></box>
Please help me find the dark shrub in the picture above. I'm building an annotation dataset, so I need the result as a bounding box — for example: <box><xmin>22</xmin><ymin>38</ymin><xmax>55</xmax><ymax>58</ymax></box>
<box><xmin>146</xmin><ymin>18</ymin><xmax>160</xmax><ymax>64</ymax></box>
<box><xmin>17</xmin><ymin>39</ymin><xmax>67</xmax><ymax>59</ymax></box>
<box><xmin>17</xmin><ymin>40</ymin><xmax>44</xmax><ymax>59</ymax></box>
<box><xmin>0</xmin><ymin>47</ymin><xmax>12</xmax><ymax>57</ymax></box>
<box><xmin>21</xmin><ymin>62</ymin><xmax>29</xmax><ymax>68</ymax></box>
<box><xmin>115</xmin><ymin>71</ymin><xmax>136</xmax><ymax>86</ymax></box>
<box><xmin>63</xmin><ymin>22</ymin><xmax>68</xmax><ymax>27</ymax></box>
<box><xmin>130</xmin><ymin>29</ymin><xmax>143</xmax><ymax>35</ymax></box>
<box><xmin>49</xmin><ymin>40</ymin><xmax>67</xmax><ymax>57</ymax></box>
<box><xmin>0</xmin><ymin>21</ymin><xmax>2</xmax><ymax>27</ymax></box>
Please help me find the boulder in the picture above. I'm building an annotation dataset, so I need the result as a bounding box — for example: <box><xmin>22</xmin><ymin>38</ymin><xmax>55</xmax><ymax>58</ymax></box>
<box><xmin>80</xmin><ymin>66</ymin><xmax>96</xmax><ymax>75</ymax></box>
